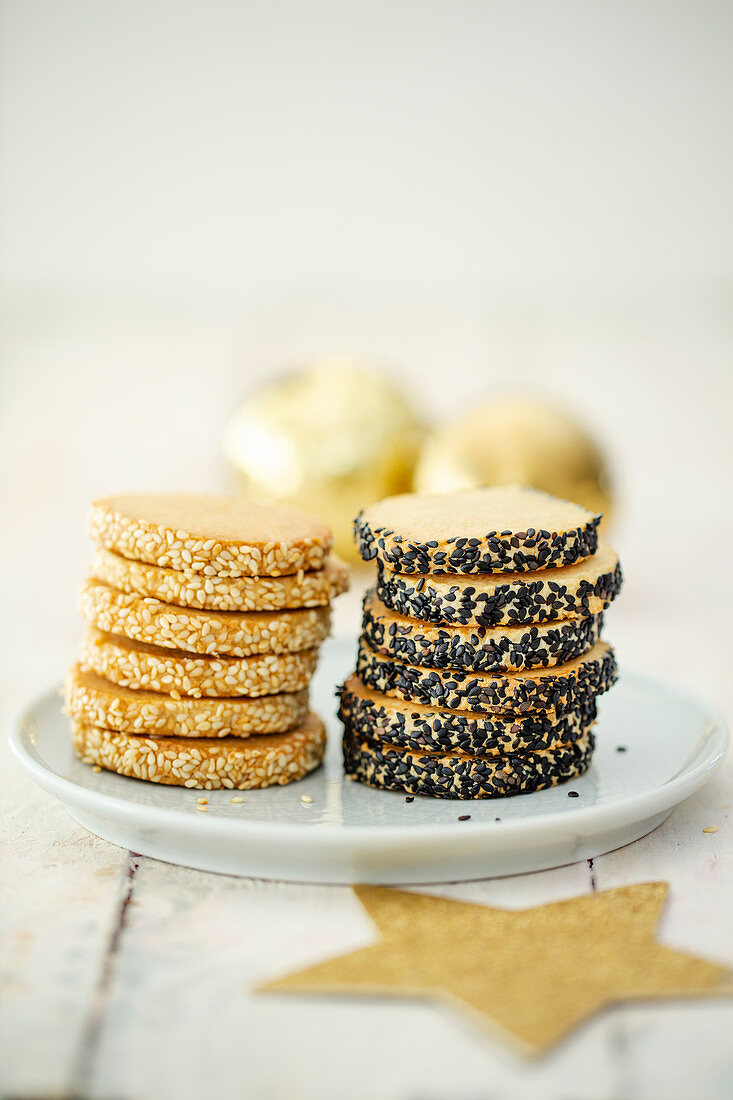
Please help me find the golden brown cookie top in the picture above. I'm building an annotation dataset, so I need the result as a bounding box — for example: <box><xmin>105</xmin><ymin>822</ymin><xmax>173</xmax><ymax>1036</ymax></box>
<box><xmin>355</xmin><ymin>486</ymin><xmax>600</xmax><ymax>575</ymax></box>
<box><xmin>88</xmin><ymin>492</ymin><xmax>333</xmax><ymax>576</ymax></box>
<box><xmin>363</xmin><ymin>486</ymin><xmax>596</xmax><ymax>542</ymax></box>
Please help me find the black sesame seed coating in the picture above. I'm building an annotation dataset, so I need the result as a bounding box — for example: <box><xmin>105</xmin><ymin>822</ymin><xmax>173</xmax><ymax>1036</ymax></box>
<box><xmin>376</xmin><ymin>554</ymin><xmax>623</xmax><ymax>628</ymax></box>
<box><xmin>354</xmin><ymin>511</ymin><xmax>600</xmax><ymax>576</ymax></box>
<box><xmin>356</xmin><ymin>638</ymin><xmax>618</xmax><ymax>716</ymax></box>
<box><xmin>342</xmin><ymin>728</ymin><xmax>595</xmax><ymax>799</ymax></box>
<box><xmin>339</xmin><ymin>674</ymin><xmax>596</xmax><ymax>756</ymax></box>
<box><xmin>362</xmin><ymin>590</ymin><xmax>602</xmax><ymax>673</ymax></box>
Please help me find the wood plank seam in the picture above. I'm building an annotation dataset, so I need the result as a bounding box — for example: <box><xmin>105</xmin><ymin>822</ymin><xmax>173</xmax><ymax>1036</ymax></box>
<box><xmin>588</xmin><ymin>857</ymin><xmax>598</xmax><ymax>892</ymax></box>
<box><xmin>68</xmin><ymin>851</ymin><xmax>142</xmax><ymax>1097</ymax></box>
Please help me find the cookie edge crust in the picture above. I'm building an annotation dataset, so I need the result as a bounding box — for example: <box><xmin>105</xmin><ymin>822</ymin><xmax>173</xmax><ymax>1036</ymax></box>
<box><xmin>375</xmin><ymin>556</ymin><xmax>622</xmax><ymax>627</ymax></box>
<box><xmin>88</xmin><ymin>499</ymin><xmax>333</xmax><ymax>577</ymax></box>
<box><xmin>342</xmin><ymin>728</ymin><xmax>595</xmax><ymax>799</ymax></box>
<box><xmin>80</xmin><ymin>628</ymin><xmax>320</xmax><ymax>698</ymax></box>
<box><xmin>354</xmin><ymin>503</ymin><xmax>600</xmax><ymax>576</ymax></box>
<box><xmin>65</xmin><ymin>664</ymin><xmax>310</xmax><ymax>738</ymax></box>
<box><xmin>338</xmin><ymin>677</ymin><xmax>596</xmax><ymax>755</ymax></box>
<box><xmin>90</xmin><ymin>545</ymin><xmax>350</xmax><ymax>612</ymax></box>
<box><xmin>362</xmin><ymin>592</ymin><xmax>603</xmax><ymax>673</ymax></box>
<box><xmin>71</xmin><ymin>714</ymin><xmax>327</xmax><ymax>789</ymax></box>
<box><xmin>80</xmin><ymin>579</ymin><xmax>332</xmax><ymax>658</ymax></box>
<box><xmin>355</xmin><ymin>638</ymin><xmax>618</xmax><ymax>715</ymax></box>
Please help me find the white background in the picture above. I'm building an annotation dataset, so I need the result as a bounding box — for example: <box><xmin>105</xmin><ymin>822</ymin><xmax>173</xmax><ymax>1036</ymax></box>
<box><xmin>1</xmin><ymin>3</ymin><xmax>732</xmax><ymax>1098</ymax></box>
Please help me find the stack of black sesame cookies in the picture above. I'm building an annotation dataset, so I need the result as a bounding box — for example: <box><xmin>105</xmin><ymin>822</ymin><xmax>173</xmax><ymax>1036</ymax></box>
<box><xmin>340</xmin><ymin>486</ymin><xmax>622</xmax><ymax>799</ymax></box>
<box><xmin>65</xmin><ymin>493</ymin><xmax>348</xmax><ymax>790</ymax></box>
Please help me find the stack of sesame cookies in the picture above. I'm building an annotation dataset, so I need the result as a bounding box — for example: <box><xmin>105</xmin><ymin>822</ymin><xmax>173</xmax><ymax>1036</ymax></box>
<box><xmin>341</xmin><ymin>486</ymin><xmax>622</xmax><ymax>799</ymax></box>
<box><xmin>65</xmin><ymin>493</ymin><xmax>349</xmax><ymax>790</ymax></box>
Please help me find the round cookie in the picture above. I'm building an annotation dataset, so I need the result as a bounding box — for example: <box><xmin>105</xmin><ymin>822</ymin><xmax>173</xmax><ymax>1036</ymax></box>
<box><xmin>90</xmin><ymin>545</ymin><xmax>349</xmax><ymax>613</ymax></box>
<box><xmin>355</xmin><ymin>486</ymin><xmax>599</xmax><ymax>575</ymax></box>
<box><xmin>339</xmin><ymin>674</ymin><xmax>595</xmax><ymax>756</ymax></box>
<box><xmin>65</xmin><ymin>664</ymin><xmax>308</xmax><ymax>738</ymax></box>
<box><xmin>80</xmin><ymin>579</ymin><xmax>331</xmax><ymax>657</ymax></box>
<box><xmin>362</xmin><ymin>590</ymin><xmax>602</xmax><ymax>673</ymax></box>
<box><xmin>376</xmin><ymin>544</ymin><xmax>622</xmax><ymax>628</ymax></box>
<box><xmin>343</xmin><ymin>728</ymin><xmax>594</xmax><ymax>799</ymax></box>
<box><xmin>80</xmin><ymin>627</ymin><xmax>319</xmax><ymax>698</ymax></box>
<box><xmin>356</xmin><ymin>638</ymin><xmax>617</xmax><ymax>716</ymax></box>
<box><xmin>71</xmin><ymin>713</ymin><xmax>326</xmax><ymax>789</ymax></box>
<box><xmin>88</xmin><ymin>493</ymin><xmax>332</xmax><ymax>577</ymax></box>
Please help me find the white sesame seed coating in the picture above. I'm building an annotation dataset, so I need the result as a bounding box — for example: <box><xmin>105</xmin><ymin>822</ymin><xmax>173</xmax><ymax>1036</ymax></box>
<box><xmin>89</xmin><ymin>545</ymin><xmax>350</xmax><ymax>612</ymax></box>
<box><xmin>80</xmin><ymin>627</ymin><xmax>320</xmax><ymax>698</ymax></box>
<box><xmin>80</xmin><ymin>579</ymin><xmax>331</xmax><ymax>657</ymax></box>
<box><xmin>88</xmin><ymin>493</ymin><xmax>333</xmax><ymax>577</ymax></box>
<box><xmin>65</xmin><ymin>664</ymin><xmax>309</xmax><ymax>738</ymax></box>
<box><xmin>70</xmin><ymin>712</ymin><xmax>327</xmax><ymax>789</ymax></box>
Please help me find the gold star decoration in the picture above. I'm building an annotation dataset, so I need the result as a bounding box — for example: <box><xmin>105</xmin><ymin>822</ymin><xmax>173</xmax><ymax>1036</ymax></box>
<box><xmin>260</xmin><ymin>882</ymin><xmax>731</xmax><ymax>1053</ymax></box>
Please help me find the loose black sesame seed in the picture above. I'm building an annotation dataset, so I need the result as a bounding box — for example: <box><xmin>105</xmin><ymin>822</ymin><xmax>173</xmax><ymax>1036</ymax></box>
<box><xmin>567</xmin><ymin>790</ymin><xmax>580</xmax><ymax>798</ymax></box>
<box><xmin>405</xmin><ymin>795</ymin><xmax>414</xmax><ymax>802</ymax></box>
<box><xmin>616</xmin><ymin>745</ymin><xmax>627</xmax><ymax>753</ymax></box>
<box><xmin>458</xmin><ymin>814</ymin><xmax>471</xmax><ymax>821</ymax></box>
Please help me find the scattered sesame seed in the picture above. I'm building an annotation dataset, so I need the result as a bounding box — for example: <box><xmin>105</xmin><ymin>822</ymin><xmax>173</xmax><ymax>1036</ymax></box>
<box><xmin>703</xmin><ymin>826</ymin><xmax>718</xmax><ymax>834</ymax></box>
<box><xmin>231</xmin><ymin>796</ymin><xmax>244</xmax><ymax>803</ymax></box>
<box><xmin>300</xmin><ymin>795</ymin><xmax>312</xmax><ymax>803</ymax></box>
<box><xmin>567</xmin><ymin>791</ymin><xmax>580</xmax><ymax>798</ymax></box>
<box><xmin>458</xmin><ymin>814</ymin><xmax>471</xmax><ymax>821</ymax></box>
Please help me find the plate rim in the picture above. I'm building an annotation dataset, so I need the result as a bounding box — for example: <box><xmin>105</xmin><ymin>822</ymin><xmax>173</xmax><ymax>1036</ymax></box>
<box><xmin>8</xmin><ymin>672</ymin><xmax>729</xmax><ymax>849</ymax></box>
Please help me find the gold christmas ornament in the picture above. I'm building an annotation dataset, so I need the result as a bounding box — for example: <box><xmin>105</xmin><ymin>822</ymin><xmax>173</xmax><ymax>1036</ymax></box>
<box><xmin>414</xmin><ymin>395</ymin><xmax>613</xmax><ymax>524</ymax></box>
<box><xmin>224</xmin><ymin>359</ymin><xmax>426</xmax><ymax>563</ymax></box>
<box><xmin>261</xmin><ymin>882</ymin><xmax>730</xmax><ymax>1055</ymax></box>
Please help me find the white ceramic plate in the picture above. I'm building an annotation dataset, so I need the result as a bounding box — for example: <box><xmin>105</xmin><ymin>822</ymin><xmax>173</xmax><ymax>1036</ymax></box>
<box><xmin>9</xmin><ymin>638</ymin><xmax>728</xmax><ymax>884</ymax></box>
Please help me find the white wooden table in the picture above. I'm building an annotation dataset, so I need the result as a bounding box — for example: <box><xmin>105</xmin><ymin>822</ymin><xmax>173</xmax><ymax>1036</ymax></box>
<box><xmin>2</xmin><ymin>321</ymin><xmax>732</xmax><ymax>1099</ymax></box>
